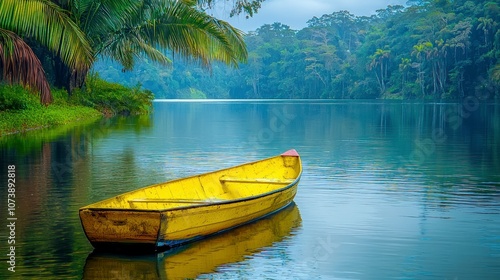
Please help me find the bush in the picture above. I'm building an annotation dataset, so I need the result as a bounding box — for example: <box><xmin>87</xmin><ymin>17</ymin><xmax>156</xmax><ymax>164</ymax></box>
<box><xmin>72</xmin><ymin>73</ymin><xmax>154</xmax><ymax>115</ymax></box>
<box><xmin>50</xmin><ymin>88</ymin><xmax>72</xmax><ymax>106</ymax></box>
<box><xmin>0</xmin><ymin>85</ymin><xmax>41</xmax><ymax>111</ymax></box>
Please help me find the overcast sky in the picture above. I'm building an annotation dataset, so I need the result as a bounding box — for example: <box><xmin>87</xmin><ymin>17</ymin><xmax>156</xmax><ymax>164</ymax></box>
<box><xmin>210</xmin><ymin>0</ymin><xmax>408</xmax><ymax>32</ymax></box>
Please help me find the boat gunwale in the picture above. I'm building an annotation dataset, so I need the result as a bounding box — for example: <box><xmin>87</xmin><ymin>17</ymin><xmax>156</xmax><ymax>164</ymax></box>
<box><xmin>79</xmin><ymin>152</ymin><xmax>302</xmax><ymax>213</ymax></box>
<box><xmin>79</xmin><ymin>178</ymin><xmax>300</xmax><ymax>213</ymax></box>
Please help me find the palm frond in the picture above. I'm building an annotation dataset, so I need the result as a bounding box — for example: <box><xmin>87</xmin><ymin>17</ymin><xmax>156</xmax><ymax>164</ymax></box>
<box><xmin>95</xmin><ymin>0</ymin><xmax>246</xmax><ymax>70</ymax></box>
<box><xmin>70</xmin><ymin>0</ymin><xmax>143</xmax><ymax>44</ymax></box>
<box><xmin>99</xmin><ymin>27</ymin><xmax>172</xmax><ymax>70</ymax></box>
<box><xmin>141</xmin><ymin>0</ymin><xmax>247</xmax><ymax>67</ymax></box>
<box><xmin>0</xmin><ymin>28</ymin><xmax>52</xmax><ymax>104</ymax></box>
<box><xmin>0</xmin><ymin>0</ymin><xmax>93</xmax><ymax>71</ymax></box>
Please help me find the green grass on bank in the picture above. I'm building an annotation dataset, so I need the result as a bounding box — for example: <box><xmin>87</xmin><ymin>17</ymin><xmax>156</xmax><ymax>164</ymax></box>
<box><xmin>0</xmin><ymin>105</ymin><xmax>101</xmax><ymax>136</ymax></box>
<box><xmin>0</xmin><ymin>92</ymin><xmax>102</xmax><ymax>136</ymax></box>
<box><xmin>0</xmin><ymin>75</ymin><xmax>154</xmax><ymax>136</ymax></box>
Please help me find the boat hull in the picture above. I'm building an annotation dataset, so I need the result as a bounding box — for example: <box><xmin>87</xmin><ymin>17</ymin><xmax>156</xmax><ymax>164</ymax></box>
<box><xmin>157</xmin><ymin>180</ymin><xmax>298</xmax><ymax>248</ymax></box>
<box><xmin>79</xmin><ymin>150</ymin><xmax>301</xmax><ymax>252</ymax></box>
<box><xmin>79</xmin><ymin>210</ymin><xmax>161</xmax><ymax>251</ymax></box>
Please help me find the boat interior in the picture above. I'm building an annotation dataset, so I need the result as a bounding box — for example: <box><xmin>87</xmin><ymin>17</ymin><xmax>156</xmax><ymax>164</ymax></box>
<box><xmin>83</xmin><ymin>155</ymin><xmax>301</xmax><ymax>211</ymax></box>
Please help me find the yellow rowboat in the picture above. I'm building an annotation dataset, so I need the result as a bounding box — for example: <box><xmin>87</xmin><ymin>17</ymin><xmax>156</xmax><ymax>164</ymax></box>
<box><xmin>79</xmin><ymin>149</ymin><xmax>302</xmax><ymax>252</ymax></box>
<box><xmin>83</xmin><ymin>203</ymin><xmax>301</xmax><ymax>279</ymax></box>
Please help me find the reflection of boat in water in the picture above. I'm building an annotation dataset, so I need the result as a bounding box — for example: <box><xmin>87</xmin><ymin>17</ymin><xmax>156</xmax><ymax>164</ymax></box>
<box><xmin>83</xmin><ymin>203</ymin><xmax>301</xmax><ymax>280</ymax></box>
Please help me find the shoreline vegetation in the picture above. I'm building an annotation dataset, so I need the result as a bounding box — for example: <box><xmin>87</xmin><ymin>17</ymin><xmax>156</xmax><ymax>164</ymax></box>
<box><xmin>1</xmin><ymin>0</ymin><xmax>252</xmax><ymax>137</ymax></box>
<box><xmin>0</xmin><ymin>74</ymin><xmax>154</xmax><ymax>137</ymax></box>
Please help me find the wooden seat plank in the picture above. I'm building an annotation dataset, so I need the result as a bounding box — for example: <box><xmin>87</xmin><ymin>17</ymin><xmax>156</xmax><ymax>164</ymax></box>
<box><xmin>128</xmin><ymin>198</ymin><xmax>223</xmax><ymax>204</ymax></box>
<box><xmin>220</xmin><ymin>177</ymin><xmax>294</xmax><ymax>184</ymax></box>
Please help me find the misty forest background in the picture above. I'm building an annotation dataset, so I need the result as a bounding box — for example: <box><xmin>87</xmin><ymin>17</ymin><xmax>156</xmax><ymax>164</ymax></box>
<box><xmin>94</xmin><ymin>0</ymin><xmax>500</xmax><ymax>100</ymax></box>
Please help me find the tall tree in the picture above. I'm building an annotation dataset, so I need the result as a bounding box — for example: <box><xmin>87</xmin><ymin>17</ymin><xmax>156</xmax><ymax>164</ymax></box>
<box><xmin>54</xmin><ymin>0</ymin><xmax>247</xmax><ymax>92</ymax></box>
<box><xmin>369</xmin><ymin>48</ymin><xmax>390</xmax><ymax>95</ymax></box>
<box><xmin>0</xmin><ymin>0</ymin><xmax>93</xmax><ymax>104</ymax></box>
<box><xmin>0</xmin><ymin>29</ymin><xmax>51</xmax><ymax>103</ymax></box>
<box><xmin>412</xmin><ymin>41</ymin><xmax>433</xmax><ymax>97</ymax></box>
<box><xmin>1</xmin><ymin>0</ymin><xmax>250</xmax><ymax>103</ymax></box>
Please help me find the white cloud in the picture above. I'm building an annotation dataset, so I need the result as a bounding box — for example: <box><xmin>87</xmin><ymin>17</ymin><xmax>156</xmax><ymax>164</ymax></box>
<box><xmin>214</xmin><ymin>0</ymin><xmax>407</xmax><ymax>32</ymax></box>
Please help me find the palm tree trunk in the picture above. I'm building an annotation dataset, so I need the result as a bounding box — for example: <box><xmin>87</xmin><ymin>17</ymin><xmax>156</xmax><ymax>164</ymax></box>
<box><xmin>69</xmin><ymin>69</ymin><xmax>88</xmax><ymax>94</ymax></box>
<box><xmin>53</xmin><ymin>57</ymin><xmax>87</xmax><ymax>94</ymax></box>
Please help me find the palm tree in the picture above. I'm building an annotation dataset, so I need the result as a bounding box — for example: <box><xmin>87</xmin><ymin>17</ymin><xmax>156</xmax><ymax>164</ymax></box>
<box><xmin>0</xmin><ymin>29</ymin><xmax>52</xmax><ymax>103</ymax></box>
<box><xmin>2</xmin><ymin>0</ymin><xmax>248</xmax><ymax>105</ymax></box>
<box><xmin>399</xmin><ymin>57</ymin><xmax>411</xmax><ymax>91</ymax></box>
<box><xmin>477</xmin><ymin>17</ymin><xmax>495</xmax><ymax>47</ymax></box>
<box><xmin>368</xmin><ymin>48</ymin><xmax>390</xmax><ymax>94</ymax></box>
<box><xmin>0</xmin><ymin>0</ymin><xmax>93</xmax><ymax>104</ymax></box>
<box><xmin>56</xmin><ymin>0</ymin><xmax>247</xmax><ymax>91</ymax></box>
<box><xmin>411</xmin><ymin>42</ymin><xmax>433</xmax><ymax>97</ymax></box>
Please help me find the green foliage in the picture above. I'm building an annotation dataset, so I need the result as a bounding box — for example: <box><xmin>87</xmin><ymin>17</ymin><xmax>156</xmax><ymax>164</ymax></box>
<box><xmin>0</xmin><ymin>84</ymin><xmax>102</xmax><ymax>136</ymax></box>
<box><xmin>0</xmin><ymin>0</ymin><xmax>94</xmax><ymax>103</ymax></box>
<box><xmin>0</xmin><ymin>104</ymin><xmax>101</xmax><ymax>135</ymax></box>
<box><xmin>50</xmin><ymin>88</ymin><xmax>72</xmax><ymax>105</ymax></box>
<box><xmin>96</xmin><ymin>0</ymin><xmax>499</xmax><ymax>100</ymax></box>
<box><xmin>93</xmin><ymin>57</ymin><xmax>228</xmax><ymax>99</ymax></box>
<box><xmin>72</xmin><ymin>73</ymin><xmax>154</xmax><ymax>115</ymax></box>
<box><xmin>1</xmin><ymin>0</ymin><xmax>251</xmax><ymax>104</ymax></box>
<box><xmin>0</xmin><ymin>85</ymin><xmax>41</xmax><ymax>111</ymax></box>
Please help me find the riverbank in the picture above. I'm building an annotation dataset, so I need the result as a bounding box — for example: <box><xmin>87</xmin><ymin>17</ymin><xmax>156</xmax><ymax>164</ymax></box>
<box><xmin>0</xmin><ymin>104</ymin><xmax>102</xmax><ymax>136</ymax></box>
<box><xmin>0</xmin><ymin>76</ymin><xmax>154</xmax><ymax>137</ymax></box>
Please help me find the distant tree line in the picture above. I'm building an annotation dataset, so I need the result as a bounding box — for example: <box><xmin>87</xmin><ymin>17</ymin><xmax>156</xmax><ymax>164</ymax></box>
<box><xmin>96</xmin><ymin>0</ymin><xmax>500</xmax><ymax>100</ymax></box>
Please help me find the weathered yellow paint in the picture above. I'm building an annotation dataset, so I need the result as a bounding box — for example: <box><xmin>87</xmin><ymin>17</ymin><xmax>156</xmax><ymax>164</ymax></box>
<box><xmin>79</xmin><ymin>150</ymin><xmax>302</xmax><ymax>251</ymax></box>
<box><xmin>83</xmin><ymin>203</ymin><xmax>302</xmax><ymax>279</ymax></box>
<box><xmin>79</xmin><ymin>210</ymin><xmax>161</xmax><ymax>245</ymax></box>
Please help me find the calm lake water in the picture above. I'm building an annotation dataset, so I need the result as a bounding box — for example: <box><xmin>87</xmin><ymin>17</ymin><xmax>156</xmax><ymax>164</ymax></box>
<box><xmin>1</xmin><ymin>100</ymin><xmax>500</xmax><ymax>279</ymax></box>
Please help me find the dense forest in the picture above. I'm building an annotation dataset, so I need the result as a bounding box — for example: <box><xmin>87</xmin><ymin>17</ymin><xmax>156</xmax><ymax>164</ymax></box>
<box><xmin>95</xmin><ymin>0</ymin><xmax>500</xmax><ymax>100</ymax></box>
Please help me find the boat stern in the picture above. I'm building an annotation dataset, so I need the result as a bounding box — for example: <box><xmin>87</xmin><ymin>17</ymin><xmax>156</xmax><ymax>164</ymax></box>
<box><xmin>79</xmin><ymin>208</ymin><xmax>162</xmax><ymax>251</ymax></box>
